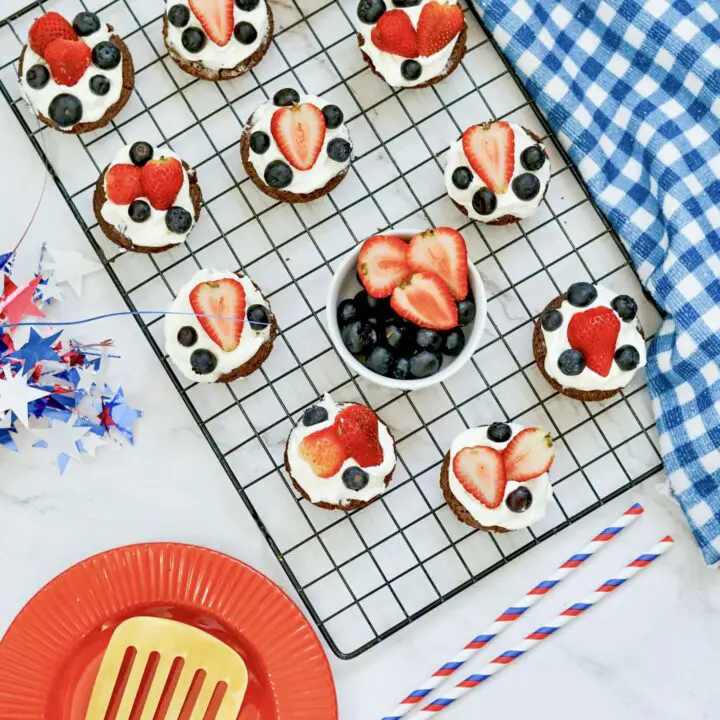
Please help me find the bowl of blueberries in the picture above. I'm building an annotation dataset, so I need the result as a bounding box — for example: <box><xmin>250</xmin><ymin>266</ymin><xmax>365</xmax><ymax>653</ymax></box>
<box><xmin>327</xmin><ymin>227</ymin><xmax>486</xmax><ymax>391</ymax></box>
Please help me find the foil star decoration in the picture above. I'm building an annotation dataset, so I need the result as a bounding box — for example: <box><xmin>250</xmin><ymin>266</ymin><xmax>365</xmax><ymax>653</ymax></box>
<box><xmin>0</xmin><ymin>365</ymin><xmax>50</xmax><ymax>428</ymax></box>
<box><xmin>31</xmin><ymin>414</ymin><xmax>92</xmax><ymax>474</ymax></box>
<box><xmin>95</xmin><ymin>388</ymin><xmax>142</xmax><ymax>443</ymax></box>
<box><xmin>0</xmin><ymin>275</ymin><xmax>45</xmax><ymax>328</ymax></box>
<box><xmin>6</xmin><ymin>328</ymin><xmax>62</xmax><ymax>372</ymax></box>
<box><xmin>44</xmin><ymin>247</ymin><xmax>101</xmax><ymax>295</ymax></box>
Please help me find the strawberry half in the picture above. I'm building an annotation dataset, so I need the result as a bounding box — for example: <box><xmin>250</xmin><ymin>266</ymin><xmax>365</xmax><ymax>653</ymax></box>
<box><xmin>567</xmin><ymin>306</ymin><xmax>620</xmax><ymax>377</ymax></box>
<box><xmin>503</xmin><ymin>428</ymin><xmax>554</xmax><ymax>482</ymax></box>
<box><xmin>370</xmin><ymin>9</ymin><xmax>418</xmax><ymax>59</ymax></box>
<box><xmin>335</xmin><ymin>405</ymin><xmax>383</xmax><ymax>467</ymax></box>
<box><xmin>299</xmin><ymin>426</ymin><xmax>348</xmax><ymax>478</ymax></box>
<box><xmin>44</xmin><ymin>38</ymin><xmax>91</xmax><ymax>87</ymax></box>
<box><xmin>407</xmin><ymin>227</ymin><xmax>468</xmax><ymax>301</ymax></box>
<box><xmin>271</xmin><ymin>104</ymin><xmax>326</xmax><ymax>171</ymax></box>
<box><xmin>29</xmin><ymin>12</ymin><xmax>77</xmax><ymax>57</ymax></box>
<box><xmin>453</xmin><ymin>446</ymin><xmax>506</xmax><ymax>508</ymax></box>
<box><xmin>417</xmin><ymin>1</ymin><xmax>464</xmax><ymax>58</ymax></box>
<box><xmin>391</xmin><ymin>272</ymin><xmax>458</xmax><ymax>330</ymax></box>
<box><xmin>141</xmin><ymin>157</ymin><xmax>184</xmax><ymax>211</ymax></box>
<box><xmin>189</xmin><ymin>0</ymin><xmax>234</xmax><ymax>46</ymax></box>
<box><xmin>462</xmin><ymin>122</ymin><xmax>515</xmax><ymax>195</ymax></box>
<box><xmin>357</xmin><ymin>235</ymin><xmax>411</xmax><ymax>299</ymax></box>
<box><xmin>189</xmin><ymin>277</ymin><xmax>246</xmax><ymax>352</ymax></box>
<box><xmin>106</xmin><ymin>164</ymin><xmax>143</xmax><ymax>205</ymax></box>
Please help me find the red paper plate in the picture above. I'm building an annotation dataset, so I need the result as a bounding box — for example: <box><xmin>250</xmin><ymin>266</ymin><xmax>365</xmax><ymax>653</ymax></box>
<box><xmin>0</xmin><ymin>543</ymin><xmax>338</xmax><ymax>719</ymax></box>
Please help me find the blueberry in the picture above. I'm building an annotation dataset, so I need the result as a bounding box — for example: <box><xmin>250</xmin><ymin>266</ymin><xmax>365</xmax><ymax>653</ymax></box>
<box><xmin>557</xmin><ymin>349</ymin><xmax>586</xmax><ymax>376</ymax></box>
<box><xmin>48</xmin><ymin>94</ymin><xmax>82</xmax><ymax>128</ymax></box>
<box><xmin>487</xmin><ymin>422</ymin><xmax>512</xmax><ymax>443</ymax></box>
<box><xmin>89</xmin><ymin>75</ymin><xmax>110</xmax><ymax>96</ymax></box>
<box><xmin>273</xmin><ymin>88</ymin><xmax>300</xmax><ymax>106</ymax></box>
<box><xmin>302</xmin><ymin>405</ymin><xmax>329</xmax><ymax>426</ymax></box>
<box><xmin>401</xmin><ymin>59</ymin><xmax>422</xmax><ymax>81</ymax></box>
<box><xmin>512</xmin><ymin>173</ymin><xmax>541</xmax><ymax>201</ymax></box>
<box><xmin>92</xmin><ymin>41</ymin><xmax>121</xmax><ymax>70</ymax></box>
<box><xmin>25</xmin><ymin>65</ymin><xmax>49</xmax><ymax>90</ymax></box>
<box><xmin>457</xmin><ymin>298</ymin><xmax>476</xmax><ymax>327</ymax></box>
<box><xmin>614</xmin><ymin>345</ymin><xmax>640</xmax><ymax>371</ymax></box>
<box><xmin>472</xmin><ymin>187</ymin><xmax>497</xmax><ymax>216</ymax></box>
<box><xmin>182</xmin><ymin>27</ymin><xmax>206</xmax><ymax>53</ymax></box>
<box><xmin>234</xmin><ymin>21</ymin><xmax>257</xmax><ymax>44</ymax></box>
<box><xmin>415</xmin><ymin>328</ymin><xmax>442</xmax><ymax>352</ymax></box>
<box><xmin>393</xmin><ymin>356</ymin><xmax>412</xmax><ymax>380</ymax></box>
<box><xmin>355</xmin><ymin>290</ymin><xmax>391</xmax><ymax>320</ymax></box>
<box><xmin>129</xmin><ymin>141</ymin><xmax>154</xmax><ymax>167</ymax></box>
<box><xmin>264</xmin><ymin>160</ymin><xmax>293</xmax><ymax>189</ymax></box>
<box><xmin>337</xmin><ymin>299</ymin><xmax>360</xmax><ymax>326</ymax></box>
<box><xmin>327</xmin><ymin>138</ymin><xmax>352</xmax><ymax>163</ymax></box>
<box><xmin>567</xmin><ymin>282</ymin><xmax>597</xmax><ymax>308</ymax></box>
<box><xmin>506</xmin><ymin>487</ymin><xmax>533</xmax><ymax>513</ymax></box>
<box><xmin>611</xmin><ymin>295</ymin><xmax>638</xmax><ymax>322</ymax></box>
<box><xmin>383</xmin><ymin>321</ymin><xmax>411</xmax><ymax>352</ymax></box>
<box><xmin>167</xmin><ymin>5</ymin><xmax>190</xmax><ymax>27</ymax></box>
<box><xmin>341</xmin><ymin>320</ymin><xmax>372</xmax><ymax>355</ymax></box>
<box><xmin>441</xmin><ymin>328</ymin><xmax>465</xmax><ymax>356</ymax></box>
<box><xmin>236</xmin><ymin>0</ymin><xmax>260</xmax><ymax>9</ymax></box>
<box><xmin>165</xmin><ymin>207</ymin><xmax>193</xmax><ymax>234</ymax></box>
<box><xmin>250</xmin><ymin>131</ymin><xmax>270</xmax><ymax>154</ymax></box>
<box><xmin>129</xmin><ymin>200</ymin><xmax>151</xmax><ymax>222</ymax></box>
<box><xmin>190</xmin><ymin>349</ymin><xmax>217</xmax><ymax>375</ymax></box>
<box><xmin>365</xmin><ymin>346</ymin><xmax>395</xmax><ymax>376</ymax></box>
<box><xmin>343</xmin><ymin>466</ymin><xmax>370</xmax><ymax>491</ymax></box>
<box><xmin>452</xmin><ymin>166</ymin><xmax>473</xmax><ymax>190</ymax></box>
<box><xmin>322</xmin><ymin>105</ymin><xmax>344</xmax><ymax>129</ymax></box>
<box><xmin>357</xmin><ymin>0</ymin><xmax>386</xmax><ymax>24</ymax></box>
<box><xmin>521</xmin><ymin>145</ymin><xmax>545</xmax><ymax>171</ymax></box>
<box><xmin>410</xmin><ymin>350</ymin><xmax>441</xmax><ymax>378</ymax></box>
<box><xmin>541</xmin><ymin>309</ymin><xmax>562</xmax><ymax>331</ymax></box>
<box><xmin>73</xmin><ymin>11</ymin><xmax>101</xmax><ymax>36</ymax></box>
<box><xmin>177</xmin><ymin>326</ymin><xmax>197</xmax><ymax>347</ymax></box>
<box><xmin>247</xmin><ymin>304</ymin><xmax>269</xmax><ymax>330</ymax></box>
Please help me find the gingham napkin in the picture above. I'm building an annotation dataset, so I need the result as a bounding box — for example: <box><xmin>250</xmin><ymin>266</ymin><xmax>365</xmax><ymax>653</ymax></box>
<box><xmin>474</xmin><ymin>0</ymin><xmax>720</xmax><ymax>564</ymax></box>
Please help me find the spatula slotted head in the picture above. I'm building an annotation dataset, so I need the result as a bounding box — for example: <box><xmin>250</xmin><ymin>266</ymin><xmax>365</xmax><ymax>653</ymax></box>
<box><xmin>85</xmin><ymin>617</ymin><xmax>248</xmax><ymax>720</ymax></box>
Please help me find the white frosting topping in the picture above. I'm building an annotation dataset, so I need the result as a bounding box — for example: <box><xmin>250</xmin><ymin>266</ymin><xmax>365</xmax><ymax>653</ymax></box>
<box><xmin>445</xmin><ymin>123</ymin><xmax>551</xmax><ymax>222</ymax></box>
<box><xmin>542</xmin><ymin>284</ymin><xmax>647</xmax><ymax>392</ymax></box>
<box><xmin>246</xmin><ymin>93</ymin><xmax>351</xmax><ymax>196</ymax></box>
<box><xmin>20</xmin><ymin>23</ymin><xmax>124</xmax><ymax>132</ymax></box>
<box><xmin>165</xmin><ymin>0</ymin><xmax>269</xmax><ymax>71</ymax></box>
<box><xmin>165</xmin><ymin>269</ymin><xmax>272</xmax><ymax>383</ymax></box>
<box><xmin>357</xmin><ymin>0</ymin><xmax>460</xmax><ymax>88</ymax></box>
<box><xmin>287</xmin><ymin>395</ymin><xmax>396</xmax><ymax>507</ymax></box>
<box><xmin>448</xmin><ymin>424</ymin><xmax>552</xmax><ymax>531</ymax></box>
<box><xmin>100</xmin><ymin>145</ymin><xmax>196</xmax><ymax>249</ymax></box>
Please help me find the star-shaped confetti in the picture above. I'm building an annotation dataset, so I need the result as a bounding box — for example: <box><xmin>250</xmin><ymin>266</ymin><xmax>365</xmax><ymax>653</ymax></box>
<box><xmin>0</xmin><ymin>275</ymin><xmax>45</xmax><ymax>328</ymax></box>
<box><xmin>31</xmin><ymin>414</ymin><xmax>91</xmax><ymax>474</ymax></box>
<box><xmin>95</xmin><ymin>387</ymin><xmax>142</xmax><ymax>443</ymax></box>
<box><xmin>0</xmin><ymin>365</ymin><xmax>50</xmax><ymax>428</ymax></box>
<box><xmin>44</xmin><ymin>247</ymin><xmax>101</xmax><ymax>295</ymax></box>
<box><xmin>37</xmin><ymin>273</ymin><xmax>65</xmax><ymax>305</ymax></box>
<box><xmin>78</xmin><ymin>432</ymin><xmax>106</xmax><ymax>458</ymax></box>
<box><xmin>7</xmin><ymin>328</ymin><xmax>62</xmax><ymax>372</ymax></box>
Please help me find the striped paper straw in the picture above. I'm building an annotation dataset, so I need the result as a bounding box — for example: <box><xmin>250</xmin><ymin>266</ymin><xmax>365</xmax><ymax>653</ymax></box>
<box><xmin>417</xmin><ymin>535</ymin><xmax>674</xmax><ymax>717</ymax></box>
<box><xmin>382</xmin><ymin>503</ymin><xmax>643</xmax><ymax>720</ymax></box>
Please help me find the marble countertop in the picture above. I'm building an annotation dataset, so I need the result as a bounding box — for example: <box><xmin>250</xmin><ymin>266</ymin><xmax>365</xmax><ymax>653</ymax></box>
<box><xmin>1</xmin><ymin>82</ymin><xmax>719</xmax><ymax>720</ymax></box>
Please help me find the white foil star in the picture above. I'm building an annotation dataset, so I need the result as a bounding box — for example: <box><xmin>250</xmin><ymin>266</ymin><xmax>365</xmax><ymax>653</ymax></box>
<box><xmin>78</xmin><ymin>432</ymin><xmax>106</xmax><ymax>458</ymax></box>
<box><xmin>31</xmin><ymin>417</ymin><xmax>91</xmax><ymax>472</ymax></box>
<box><xmin>45</xmin><ymin>247</ymin><xmax>101</xmax><ymax>296</ymax></box>
<box><xmin>0</xmin><ymin>366</ymin><xmax>50</xmax><ymax>428</ymax></box>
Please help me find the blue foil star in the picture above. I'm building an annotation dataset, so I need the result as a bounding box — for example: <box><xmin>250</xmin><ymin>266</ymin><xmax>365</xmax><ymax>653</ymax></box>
<box><xmin>95</xmin><ymin>387</ymin><xmax>142</xmax><ymax>444</ymax></box>
<box><xmin>7</xmin><ymin>329</ymin><xmax>62</xmax><ymax>371</ymax></box>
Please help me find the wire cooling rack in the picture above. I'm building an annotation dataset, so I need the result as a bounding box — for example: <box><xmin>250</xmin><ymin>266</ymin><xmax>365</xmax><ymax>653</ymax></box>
<box><xmin>0</xmin><ymin>0</ymin><xmax>664</xmax><ymax>659</ymax></box>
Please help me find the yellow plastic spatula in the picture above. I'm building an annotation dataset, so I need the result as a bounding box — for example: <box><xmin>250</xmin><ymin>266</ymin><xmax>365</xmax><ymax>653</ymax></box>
<box><xmin>85</xmin><ymin>616</ymin><xmax>248</xmax><ymax>720</ymax></box>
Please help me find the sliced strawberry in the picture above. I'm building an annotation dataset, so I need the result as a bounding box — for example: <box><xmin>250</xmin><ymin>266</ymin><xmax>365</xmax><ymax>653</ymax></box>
<box><xmin>141</xmin><ymin>157</ymin><xmax>184</xmax><ymax>211</ymax></box>
<box><xmin>370</xmin><ymin>10</ymin><xmax>418</xmax><ymax>59</ymax></box>
<box><xmin>189</xmin><ymin>0</ymin><xmax>234</xmax><ymax>46</ymax></box>
<box><xmin>44</xmin><ymin>38</ymin><xmax>91</xmax><ymax>87</ymax></box>
<box><xmin>189</xmin><ymin>277</ymin><xmax>246</xmax><ymax>352</ymax></box>
<box><xmin>29</xmin><ymin>12</ymin><xmax>77</xmax><ymax>57</ymax></box>
<box><xmin>417</xmin><ymin>1</ymin><xmax>464</xmax><ymax>57</ymax></box>
<box><xmin>105</xmin><ymin>164</ymin><xmax>143</xmax><ymax>205</ymax></box>
<box><xmin>567</xmin><ymin>306</ymin><xmax>620</xmax><ymax>377</ymax></box>
<box><xmin>453</xmin><ymin>446</ymin><xmax>506</xmax><ymax>508</ymax></box>
<box><xmin>335</xmin><ymin>404</ymin><xmax>383</xmax><ymax>467</ymax></box>
<box><xmin>462</xmin><ymin>122</ymin><xmax>515</xmax><ymax>195</ymax></box>
<box><xmin>271</xmin><ymin>103</ymin><xmax>326</xmax><ymax>171</ymax></box>
<box><xmin>407</xmin><ymin>227</ymin><xmax>468</xmax><ymax>301</ymax></box>
<box><xmin>299</xmin><ymin>426</ymin><xmax>348</xmax><ymax>478</ymax></box>
<box><xmin>503</xmin><ymin>428</ymin><xmax>554</xmax><ymax>482</ymax></box>
<box><xmin>391</xmin><ymin>272</ymin><xmax>458</xmax><ymax>330</ymax></box>
<box><xmin>357</xmin><ymin>235</ymin><xmax>411</xmax><ymax>299</ymax></box>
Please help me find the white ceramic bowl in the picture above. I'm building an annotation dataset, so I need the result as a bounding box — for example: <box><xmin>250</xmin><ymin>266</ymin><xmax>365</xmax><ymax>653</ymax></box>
<box><xmin>327</xmin><ymin>228</ymin><xmax>487</xmax><ymax>391</ymax></box>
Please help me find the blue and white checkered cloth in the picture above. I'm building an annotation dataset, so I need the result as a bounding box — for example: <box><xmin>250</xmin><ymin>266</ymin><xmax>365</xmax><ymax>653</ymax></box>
<box><xmin>475</xmin><ymin>0</ymin><xmax>720</xmax><ymax>564</ymax></box>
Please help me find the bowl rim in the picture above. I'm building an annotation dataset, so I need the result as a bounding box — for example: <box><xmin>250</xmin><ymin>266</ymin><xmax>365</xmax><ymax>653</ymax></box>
<box><xmin>326</xmin><ymin>228</ymin><xmax>487</xmax><ymax>391</ymax></box>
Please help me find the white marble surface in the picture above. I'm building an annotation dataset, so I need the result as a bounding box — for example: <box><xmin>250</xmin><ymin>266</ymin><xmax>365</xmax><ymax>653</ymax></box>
<box><xmin>1</xmin><ymin>91</ymin><xmax>719</xmax><ymax>720</ymax></box>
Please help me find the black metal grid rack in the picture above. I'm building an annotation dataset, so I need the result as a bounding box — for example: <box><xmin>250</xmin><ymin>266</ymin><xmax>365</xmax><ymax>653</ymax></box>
<box><xmin>0</xmin><ymin>0</ymin><xmax>664</xmax><ymax>659</ymax></box>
